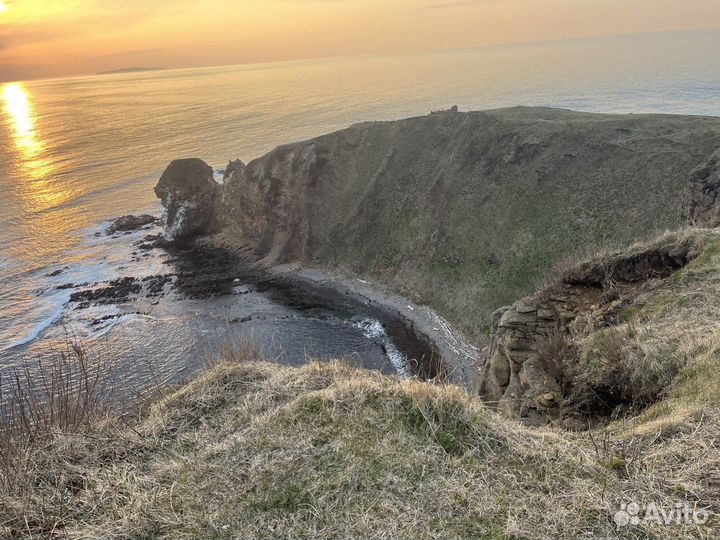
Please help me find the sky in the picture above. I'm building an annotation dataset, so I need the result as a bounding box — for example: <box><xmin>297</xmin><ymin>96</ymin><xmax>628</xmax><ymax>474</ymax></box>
<box><xmin>0</xmin><ymin>0</ymin><xmax>718</xmax><ymax>82</ymax></box>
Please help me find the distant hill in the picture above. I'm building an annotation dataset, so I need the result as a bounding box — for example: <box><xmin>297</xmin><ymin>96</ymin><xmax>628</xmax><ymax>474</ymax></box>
<box><xmin>98</xmin><ymin>67</ymin><xmax>164</xmax><ymax>75</ymax></box>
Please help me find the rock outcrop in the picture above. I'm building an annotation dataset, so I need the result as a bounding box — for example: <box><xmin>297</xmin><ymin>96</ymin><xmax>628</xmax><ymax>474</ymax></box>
<box><xmin>477</xmin><ymin>238</ymin><xmax>700</xmax><ymax>425</ymax></box>
<box><xmin>683</xmin><ymin>148</ymin><xmax>720</xmax><ymax>227</ymax></box>
<box><xmin>223</xmin><ymin>159</ymin><xmax>246</xmax><ymax>182</ymax></box>
<box><xmin>478</xmin><ymin>300</ymin><xmax>565</xmax><ymax>424</ymax></box>
<box><xmin>106</xmin><ymin>214</ymin><xmax>157</xmax><ymax>235</ymax></box>
<box><xmin>156</xmin><ymin>107</ymin><xmax>720</xmax><ymax>338</ymax></box>
<box><xmin>154</xmin><ymin>158</ymin><xmax>220</xmax><ymax>241</ymax></box>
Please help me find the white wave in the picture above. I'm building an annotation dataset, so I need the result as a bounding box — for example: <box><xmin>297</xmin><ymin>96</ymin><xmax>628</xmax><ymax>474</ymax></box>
<box><xmin>0</xmin><ymin>299</ymin><xmax>66</xmax><ymax>352</ymax></box>
<box><xmin>0</xmin><ymin>211</ymin><xmax>165</xmax><ymax>353</ymax></box>
<box><xmin>351</xmin><ymin>317</ymin><xmax>411</xmax><ymax>378</ymax></box>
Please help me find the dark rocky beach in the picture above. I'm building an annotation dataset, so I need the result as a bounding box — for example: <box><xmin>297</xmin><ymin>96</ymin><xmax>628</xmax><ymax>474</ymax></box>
<box><xmin>50</xmin><ymin>213</ymin><xmax>454</xmax><ymax>385</ymax></box>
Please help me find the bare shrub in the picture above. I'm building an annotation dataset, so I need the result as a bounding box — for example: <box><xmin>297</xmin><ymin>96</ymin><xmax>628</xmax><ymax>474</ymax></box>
<box><xmin>572</xmin><ymin>328</ymin><xmax>626</xmax><ymax>413</ymax></box>
<box><xmin>0</xmin><ymin>339</ymin><xmax>118</xmax><ymax>488</ymax></box>
<box><xmin>206</xmin><ymin>332</ymin><xmax>273</xmax><ymax>368</ymax></box>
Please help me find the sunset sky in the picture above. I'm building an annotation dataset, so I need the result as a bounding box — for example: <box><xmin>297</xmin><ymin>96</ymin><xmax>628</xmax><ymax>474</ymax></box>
<box><xmin>0</xmin><ymin>0</ymin><xmax>719</xmax><ymax>82</ymax></box>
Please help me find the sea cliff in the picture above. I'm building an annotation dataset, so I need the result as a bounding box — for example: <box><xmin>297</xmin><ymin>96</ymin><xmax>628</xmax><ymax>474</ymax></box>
<box><xmin>159</xmin><ymin>107</ymin><xmax>720</xmax><ymax>342</ymax></box>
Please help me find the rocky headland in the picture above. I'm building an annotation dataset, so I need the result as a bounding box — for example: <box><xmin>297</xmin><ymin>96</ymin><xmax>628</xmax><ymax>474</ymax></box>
<box><xmin>152</xmin><ymin>105</ymin><xmax>720</xmax><ymax>420</ymax></box>
<box><xmin>159</xmin><ymin>107</ymin><xmax>720</xmax><ymax>333</ymax></box>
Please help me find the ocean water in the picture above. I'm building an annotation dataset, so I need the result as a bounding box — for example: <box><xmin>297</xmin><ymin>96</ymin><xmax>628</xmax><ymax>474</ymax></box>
<box><xmin>1</xmin><ymin>30</ymin><xmax>719</xmax><ymax>387</ymax></box>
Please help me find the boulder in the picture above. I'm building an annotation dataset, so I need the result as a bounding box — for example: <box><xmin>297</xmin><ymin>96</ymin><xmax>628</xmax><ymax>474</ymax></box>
<box><xmin>154</xmin><ymin>158</ymin><xmax>219</xmax><ymax>241</ymax></box>
<box><xmin>683</xmin><ymin>148</ymin><xmax>720</xmax><ymax>227</ymax></box>
<box><xmin>223</xmin><ymin>159</ymin><xmax>246</xmax><ymax>181</ymax></box>
<box><xmin>106</xmin><ymin>214</ymin><xmax>157</xmax><ymax>235</ymax></box>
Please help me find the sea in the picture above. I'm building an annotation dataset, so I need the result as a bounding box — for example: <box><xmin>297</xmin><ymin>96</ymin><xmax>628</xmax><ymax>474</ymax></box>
<box><xmin>1</xmin><ymin>29</ymin><xmax>719</xmax><ymax>393</ymax></box>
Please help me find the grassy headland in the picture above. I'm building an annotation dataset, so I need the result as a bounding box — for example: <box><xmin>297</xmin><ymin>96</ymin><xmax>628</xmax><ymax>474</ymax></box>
<box><xmin>216</xmin><ymin>107</ymin><xmax>720</xmax><ymax>339</ymax></box>
<box><xmin>3</xmin><ymin>228</ymin><xmax>720</xmax><ymax>538</ymax></box>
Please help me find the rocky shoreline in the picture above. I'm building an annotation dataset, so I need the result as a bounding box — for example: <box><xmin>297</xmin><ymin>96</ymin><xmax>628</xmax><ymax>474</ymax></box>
<box><xmin>143</xmin><ymin>154</ymin><xmax>482</xmax><ymax>385</ymax></box>
<box><xmin>58</xmin><ymin>212</ymin><xmax>465</xmax><ymax>383</ymax></box>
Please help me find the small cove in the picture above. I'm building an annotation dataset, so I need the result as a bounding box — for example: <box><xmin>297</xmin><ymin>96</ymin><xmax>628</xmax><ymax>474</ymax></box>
<box><xmin>0</xmin><ymin>217</ymin><xmax>444</xmax><ymax>403</ymax></box>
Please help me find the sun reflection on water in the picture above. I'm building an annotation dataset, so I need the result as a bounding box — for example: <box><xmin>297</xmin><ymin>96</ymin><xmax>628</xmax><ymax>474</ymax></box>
<box><xmin>2</xmin><ymin>83</ymin><xmax>42</xmax><ymax>156</ymax></box>
<box><xmin>2</xmin><ymin>82</ymin><xmax>65</xmax><ymax>211</ymax></box>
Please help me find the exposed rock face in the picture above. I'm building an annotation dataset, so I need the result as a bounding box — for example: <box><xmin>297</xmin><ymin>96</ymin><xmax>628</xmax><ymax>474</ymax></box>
<box><xmin>478</xmin><ymin>300</ymin><xmax>565</xmax><ymax>424</ymax></box>
<box><xmin>564</xmin><ymin>241</ymin><xmax>697</xmax><ymax>285</ymax></box>
<box><xmin>154</xmin><ymin>158</ymin><xmax>220</xmax><ymax>241</ymax></box>
<box><xmin>683</xmin><ymin>148</ymin><xmax>720</xmax><ymax>227</ymax></box>
<box><xmin>219</xmin><ymin>142</ymin><xmax>324</xmax><ymax>264</ymax></box>
<box><xmin>106</xmin><ymin>214</ymin><xmax>157</xmax><ymax>235</ymax></box>
<box><xmin>477</xmin><ymin>239</ymin><xmax>699</xmax><ymax>424</ymax></box>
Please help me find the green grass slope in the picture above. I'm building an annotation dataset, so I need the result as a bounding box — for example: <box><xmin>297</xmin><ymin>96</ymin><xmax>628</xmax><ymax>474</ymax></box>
<box><xmin>220</xmin><ymin>107</ymin><xmax>720</xmax><ymax>339</ymax></box>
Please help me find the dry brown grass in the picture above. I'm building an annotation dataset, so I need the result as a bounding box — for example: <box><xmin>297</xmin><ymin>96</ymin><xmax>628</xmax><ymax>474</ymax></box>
<box><xmin>0</xmin><ymin>340</ymin><xmax>117</xmax><ymax>489</ymax></box>
<box><xmin>0</xmin><ymin>338</ymin><xmax>163</xmax><ymax>537</ymax></box>
<box><xmin>4</xmin><ymin>228</ymin><xmax>720</xmax><ymax>538</ymax></box>
<box><xmin>2</xmin><ymin>349</ymin><xmax>719</xmax><ymax>539</ymax></box>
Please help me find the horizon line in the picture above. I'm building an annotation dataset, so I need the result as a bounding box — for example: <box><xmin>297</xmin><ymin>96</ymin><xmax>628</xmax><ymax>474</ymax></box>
<box><xmin>2</xmin><ymin>26</ymin><xmax>718</xmax><ymax>86</ymax></box>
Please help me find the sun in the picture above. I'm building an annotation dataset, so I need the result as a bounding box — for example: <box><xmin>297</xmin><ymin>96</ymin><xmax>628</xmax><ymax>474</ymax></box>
<box><xmin>0</xmin><ymin>2</ymin><xmax>6</xmax><ymax>14</ymax></box>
